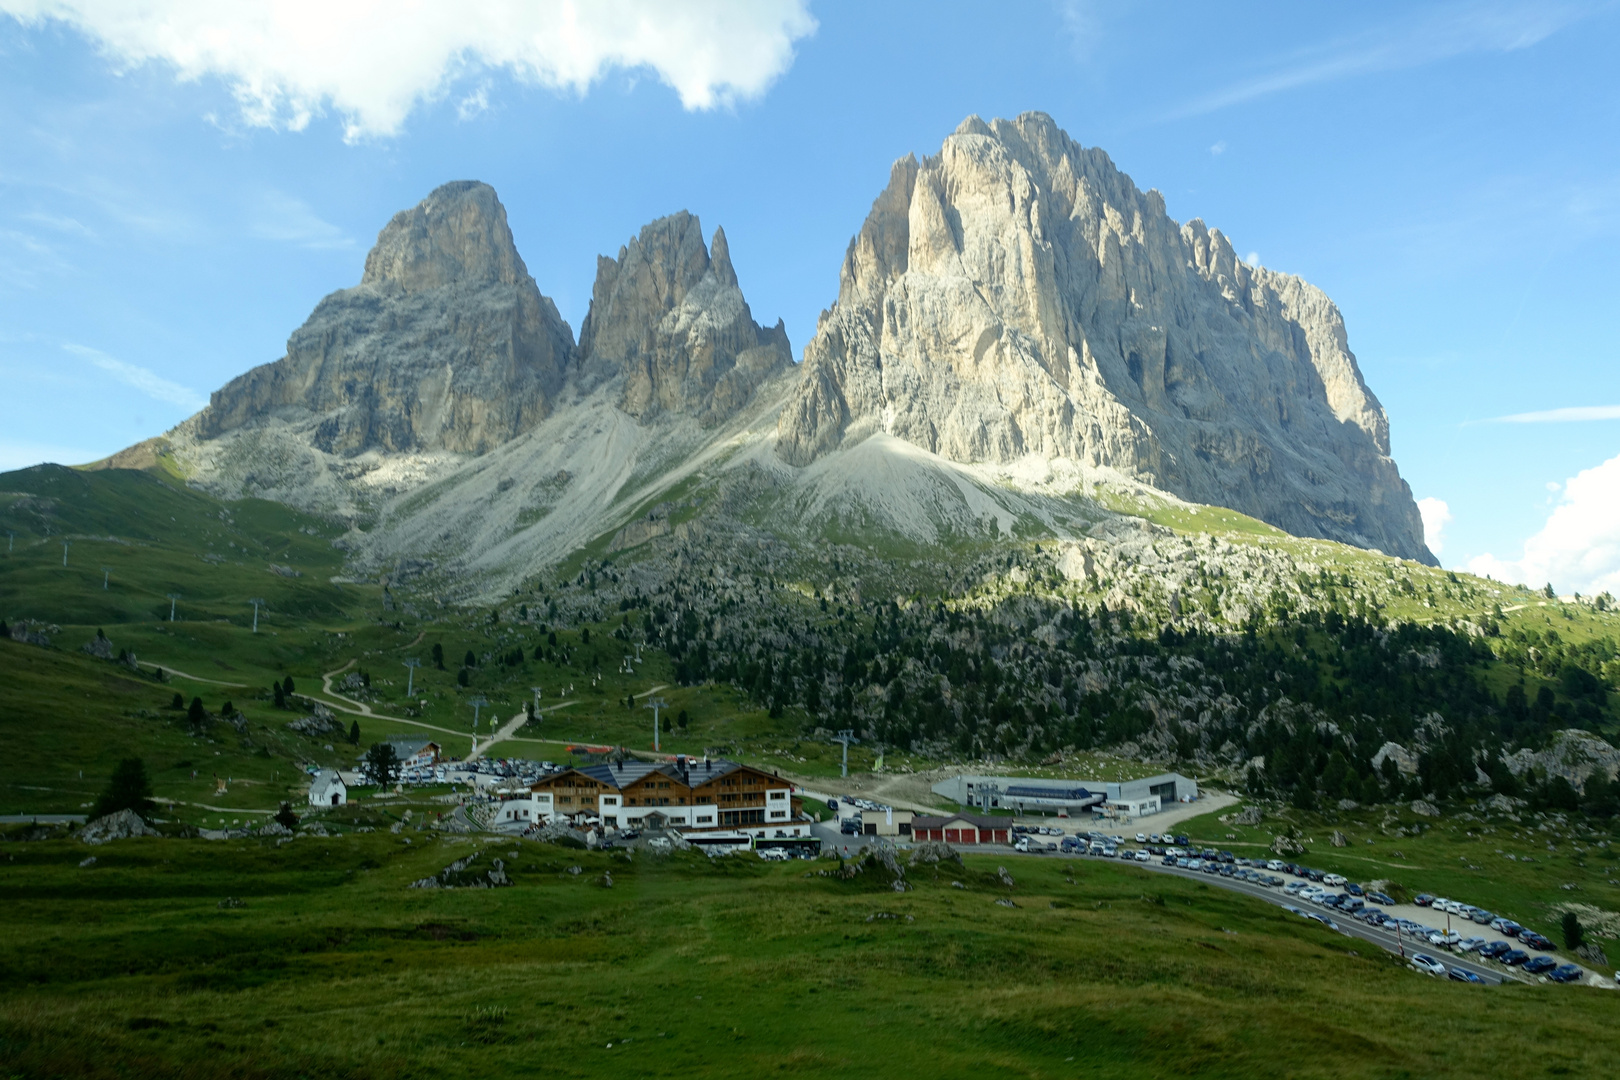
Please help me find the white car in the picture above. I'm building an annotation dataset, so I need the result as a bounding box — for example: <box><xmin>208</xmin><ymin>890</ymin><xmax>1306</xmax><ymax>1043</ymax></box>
<box><xmin>1410</xmin><ymin>954</ymin><xmax>1447</xmax><ymax>977</ymax></box>
<box><xmin>1136</xmin><ymin>833</ymin><xmax>1148</xmax><ymax>843</ymax></box>
<box><xmin>1323</xmin><ymin>873</ymin><xmax>1347</xmax><ymax>887</ymax></box>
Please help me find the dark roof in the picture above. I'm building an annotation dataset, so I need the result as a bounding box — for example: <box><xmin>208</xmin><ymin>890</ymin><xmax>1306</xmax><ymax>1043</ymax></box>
<box><xmin>1003</xmin><ymin>784</ymin><xmax>1096</xmax><ymax>801</ymax></box>
<box><xmin>911</xmin><ymin>814</ymin><xmax>1007</xmax><ymax>830</ymax></box>
<box><xmin>386</xmin><ymin>738</ymin><xmax>438</xmax><ymax>754</ymax></box>
<box><xmin>548</xmin><ymin>758</ymin><xmax>756</xmax><ymax>793</ymax></box>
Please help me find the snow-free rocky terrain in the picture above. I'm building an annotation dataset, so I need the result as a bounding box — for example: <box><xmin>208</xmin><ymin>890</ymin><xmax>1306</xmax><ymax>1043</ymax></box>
<box><xmin>104</xmin><ymin>113</ymin><xmax>1435</xmax><ymax>600</ymax></box>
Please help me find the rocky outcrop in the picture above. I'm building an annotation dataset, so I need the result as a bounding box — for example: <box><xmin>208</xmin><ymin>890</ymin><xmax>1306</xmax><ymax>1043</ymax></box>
<box><xmin>579</xmin><ymin>212</ymin><xmax>791</xmax><ymax>425</ymax></box>
<box><xmin>777</xmin><ymin>112</ymin><xmax>1433</xmax><ymax>562</ymax></box>
<box><xmin>196</xmin><ymin>181</ymin><xmax>575</xmax><ymax>456</ymax></box>
<box><xmin>80</xmin><ymin>809</ymin><xmax>159</xmax><ymax>844</ymax></box>
<box><xmin>1503</xmin><ymin>729</ymin><xmax>1620</xmax><ymax>791</ymax></box>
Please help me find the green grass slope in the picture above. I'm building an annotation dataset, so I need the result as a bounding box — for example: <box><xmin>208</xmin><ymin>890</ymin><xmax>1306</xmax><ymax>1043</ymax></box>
<box><xmin>0</xmin><ymin>835</ymin><xmax>1613</xmax><ymax>1079</ymax></box>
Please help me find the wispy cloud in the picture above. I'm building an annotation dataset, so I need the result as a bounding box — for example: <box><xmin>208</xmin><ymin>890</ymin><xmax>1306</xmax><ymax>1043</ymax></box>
<box><xmin>247</xmin><ymin>191</ymin><xmax>351</xmax><ymax>249</ymax></box>
<box><xmin>1486</xmin><ymin>405</ymin><xmax>1620</xmax><ymax>423</ymax></box>
<box><xmin>64</xmin><ymin>343</ymin><xmax>207</xmax><ymax>411</ymax></box>
<box><xmin>1163</xmin><ymin>1</ymin><xmax>1592</xmax><ymax>120</ymax></box>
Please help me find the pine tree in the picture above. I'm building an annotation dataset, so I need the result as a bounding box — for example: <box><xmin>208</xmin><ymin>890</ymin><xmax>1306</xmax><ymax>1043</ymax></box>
<box><xmin>432</xmin><ymin>642</ymin><xmax>445</xmax><ymax>669</ymax></box>
<box><xmin>187</xmin><ymin>697</ymin><xmax>207</xmax><ymax>725</ymax></box>
<box><xmin>93</xmin><ymin>758</ymin><xmax>154</xmax><ymax>820</ymax></box>
<box><xmin>349</xmin><ymin>720</ymin><xmax>361</xmax><ymax>745</ymax></box>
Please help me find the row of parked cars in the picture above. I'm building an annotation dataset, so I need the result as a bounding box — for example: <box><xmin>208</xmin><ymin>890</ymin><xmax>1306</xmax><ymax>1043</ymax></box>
<box><xmin>1048</xmin><ymin>835</ymin><xmax>1589</xmax><ymax>985</ymax></box>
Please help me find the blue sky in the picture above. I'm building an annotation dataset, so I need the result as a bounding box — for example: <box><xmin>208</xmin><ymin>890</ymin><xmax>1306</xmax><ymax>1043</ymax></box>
<box><xmin>2</xmin><ymin>1</ymin><xmax>1617</xmax><ymax>592</ymax></box>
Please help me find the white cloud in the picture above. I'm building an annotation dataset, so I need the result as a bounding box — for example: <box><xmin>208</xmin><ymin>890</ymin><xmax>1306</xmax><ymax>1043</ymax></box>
<box><xmin>64</xmin><ymin>342</ymin><xmax>207</xmax><ymax>410</ymax></box>
<box><xmin>1</xmin><ymin>0</ymin><xmax>818</xmax><ymax>140</ymax></box>
<box><xmin>1164</xmin><ymin>2</ymin><xmax>1590</xmax><ymax>119</ymax></box>
<box><xmin>0</xmin><ymin>438</ymin><xmax>101</xmax><ymax>470</ymax></box>
<box><xmin>1209</xmin><ymin>140</ymin><xmax>1226</xmax><ymax>155</ymax></box>
<box><xmin>1468</xmin><ymin>452</ymin><xmax>1620</xmax><ymax>595</ymax></box>
<box><xmin>248</xmin><ymin>190</ymin><xmax>351</xmax><ymax>249</ymax></box>
<box><xmin>1489</xmin><ymin>404</ymin><xmax>1620</xmax><ymax>423</ymax></box>
<box><xmin>1245</xmin><ymin>251</ymin><xmax>1260</xmax><ymax>267</ymax></box>
<box><xmin>1417</xmin><ymin>496</ymin><xmax>1452</xmax><ymax>556</ymax></box>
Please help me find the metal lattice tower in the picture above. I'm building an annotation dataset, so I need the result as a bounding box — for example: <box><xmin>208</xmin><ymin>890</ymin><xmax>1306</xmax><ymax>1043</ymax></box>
<box><xmin>249</xmin><ymin>597</ymin><xmax>266</xmax><ymax>633</ymax></box>
<box><xmin>403</xmin><ymin>657</ymin><xmax>421</xmax><ymax>696</ymax></box>
<box><xmin>166</xmin><ymin>593</ymin><xmax>181</xmax><ymax>622</ymax></box>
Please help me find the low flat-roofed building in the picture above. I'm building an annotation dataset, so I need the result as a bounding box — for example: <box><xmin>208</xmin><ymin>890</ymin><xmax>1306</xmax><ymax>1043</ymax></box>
<box><xmin>909</xmin><ymin>813</ymin><xmax>1011</xmax><ymax>846</ymax></box>
<box><xmin>860</xmin><ymin>807</ymin><xmax>914</xmax><ymax>837</ymax></box>
<box><xmin>932</xmin><ymin>772</ymin><xmax>1197</xmax><ymax>817</ymax></box>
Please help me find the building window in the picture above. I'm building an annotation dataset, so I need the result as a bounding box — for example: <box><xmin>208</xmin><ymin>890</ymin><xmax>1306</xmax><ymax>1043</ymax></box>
<box><xmin>604</xmin><ymin>816</ymin><xmax>617</xmax><ymax>827</ymax></box>
<box><xmin>697</xmin><ymin>815</ymin><xmax>713</xmax><ymax>824</ymax></box>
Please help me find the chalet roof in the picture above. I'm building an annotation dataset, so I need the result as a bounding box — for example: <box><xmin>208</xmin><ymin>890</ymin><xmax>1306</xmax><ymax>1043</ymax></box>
<box><xmin>538</xmin><ymin>758</ymin><xmax>766</xmax><ymax>793</ymax></box>
<box><xmin>385</xmin><ymin>738</ymin><xmax>438</xmax><ymax>756</ymax></box>
<box><xmin>310</xmin><ymin>769</ymin><xmax>345</xmax><ymax>793</ymax></box>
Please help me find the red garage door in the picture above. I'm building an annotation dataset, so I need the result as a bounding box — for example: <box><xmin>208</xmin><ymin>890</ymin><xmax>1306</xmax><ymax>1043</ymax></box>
<box><xmin>944</xmin><ymin>829</ymin><xmax>961</xmax><ymax>843</ymax></box>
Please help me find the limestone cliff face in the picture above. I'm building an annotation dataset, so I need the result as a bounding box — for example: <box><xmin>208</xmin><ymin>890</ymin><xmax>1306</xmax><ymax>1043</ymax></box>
<box><xmin>778</xmin><ymin>113</ymin><xmax>1432</xmax><ymax>563</ymax></box>
<box><xmin>579</xmin><ymin>211</ymin><xmax>791</xmax><ymax>426</ymax></box>
<box><xmin>198</xmin><ymin>181</ymin><xmax>575</xmax><ymax>455</ymax></box>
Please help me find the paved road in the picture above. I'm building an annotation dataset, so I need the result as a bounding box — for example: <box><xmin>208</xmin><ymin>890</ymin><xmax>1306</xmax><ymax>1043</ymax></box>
<box><xmin>1117</xmin><ymin>856</ymin><xmax>1517</xmax><ymax>984</ymax></box>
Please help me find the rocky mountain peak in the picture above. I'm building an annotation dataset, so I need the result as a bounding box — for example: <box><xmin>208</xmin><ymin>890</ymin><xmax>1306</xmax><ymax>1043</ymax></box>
<box><xmin>193</xmin><ymin>181</ymin><xmax>574</xmax><ymax>457</ymax></box>
<box><xmin>360</xmin><ymin>180</ymin><xmax>529</xmax><ymax>293</ymax></box>
<box><xmin>778</xmin><ymin>111</ymin><xmax>1432</xmax><ymax>563</ymax></box>
<box><xmin>579</xmin><ymin>211</ymin><xmax>790</xmax><ymax>426</ymax></box>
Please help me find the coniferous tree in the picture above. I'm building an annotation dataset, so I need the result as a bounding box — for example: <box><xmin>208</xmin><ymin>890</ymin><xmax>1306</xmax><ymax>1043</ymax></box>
<box><xmin>349</xmin><ymin>720</ymin><xmax>361</xmax><ymax>745</ymax></box>
<box><xmin>93</xmin><ymin>758</ymin><xmax>154</xmax><ymax>820</ymax></box>
<box><xmin>432</xmin><ymin>643</ymin><xmax>445</xmax><ymax>669</ymax></box>
<box><xmin>187</xmin><ymin>697</ymin><xmax>206</xmax><ymax>725</ymax></box>
<box><xmin>464</xmin><ymin>649</ymin><xmax>476</xmax><ymax>668</ymax></box>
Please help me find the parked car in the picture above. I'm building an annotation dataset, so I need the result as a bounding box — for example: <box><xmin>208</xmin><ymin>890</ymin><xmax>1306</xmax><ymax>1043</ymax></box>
<box><xmin>1175</xmin><ymin>835</ymin><xmax>1189</xmax><ymax>847</ymax></box>
<box><xmin>1410</xmin><ymin>954</ymin><xmax>1447</xmax><ymax>976</ymax></box>
<box><xmin>1060</xmin><ymin>837</ymin><xmax>1083</xmax><ymax>853</ymax></box>
<box><xmin>1448</xmin><ymin>969</ymin><xmax>1487</xmax><ymax>983</ymax></box>
<box><xmin>1478</xmin><ymin>941</ymin><xmax>1510</xmax><ymax>959</ymax></box>
<box><xmin>1549</xmin><ymin>964</ymin><xmax>1584</xmax><ymax>983</ymax></box>
<box><xmin>1501</xmin><ymin>949</ymin><xmax>1530</xmax><ymax>966</ymax></box>
<box><xmin>1136</xmin><ymin>833</ymin><xmax>1148</xmax><ymax>843</ymax></box>
<box><xmin>1521</xmin><ymin>931</ymin><xmax>1553</xmax><ymax>951</ymax></box>
<box><xmin>1523</xmin><ymin>956</ymin><xmax>1558</xmax><ymax>975</ymax></box>
<box><xmin>1414</xmin><ymin>894</ymin><xmax>1435</xmax><ymax>907</ymax></box>
<box><xmin>826</xmin><ymin>798</ymin><xmax>838</xmax><ymax>812</ymax></box>
<box><xmin>1367</xmin><ymin>892</ymin><xmax>1394</xmax><ymax>906</ymax></box>
<box><xmin>1472</xmin><ymin>910</ymin><xmax>1494</xmax><ymax>924</ymax></box>
<box><xmin>1499</xmin><ymin>920</ymin><xmax>1525</xmax><ymax>937</ymax></box>
<box><xmin>1345</xmin><ymin>883</ymin><xmax>1364</xmax><ymax>896</ymax></box>
<box><xmin>840</xmin><ymin>819</ymin><xmax>861</xmax><ymax>835</ymax></box>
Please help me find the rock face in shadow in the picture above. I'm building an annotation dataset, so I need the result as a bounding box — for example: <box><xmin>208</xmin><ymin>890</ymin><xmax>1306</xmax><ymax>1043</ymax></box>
<box><xmin>197</xmin><ymin>181</ymin><xmax>575</xmax><ymax>455</ymax></box>
<box><xmin>777</xmin><ymin>112</ymin><xmax>1433</xmax><ymax>563</ymax></box>
<box><xmin>579</xmin><ymin>211</ymin><xmax>791</xmax><ymax>426</ymax></box>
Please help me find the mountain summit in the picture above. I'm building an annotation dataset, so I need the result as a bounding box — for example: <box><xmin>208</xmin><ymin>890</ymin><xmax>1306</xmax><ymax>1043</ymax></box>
<box><xmin>197</xmin><ymin>181</ymin><xmax>576</xmax><ymax>456</ymax></box>
<box><xmin>578</xmin><ymin>211</ymin><xmax>791</xmax><ymax>426</ymax></box>
<box><xmin>778</xmin><ymin>112</ymin><xmax>1431</xmax><ymax>563</ymax></box>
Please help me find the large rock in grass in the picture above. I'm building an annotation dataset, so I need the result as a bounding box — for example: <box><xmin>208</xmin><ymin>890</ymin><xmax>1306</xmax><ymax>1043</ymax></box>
<box><xmin>80</xmin><ymin>809</ymin><xmax>159</xmax><ymax>844</ymax></box>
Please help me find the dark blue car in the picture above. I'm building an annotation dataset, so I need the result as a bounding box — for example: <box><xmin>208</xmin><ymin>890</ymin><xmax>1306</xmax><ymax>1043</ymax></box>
<box><xmin>1548</xmin><ymin>964</ymin><xmax>1584</xmax><ymax>983</ymax></box>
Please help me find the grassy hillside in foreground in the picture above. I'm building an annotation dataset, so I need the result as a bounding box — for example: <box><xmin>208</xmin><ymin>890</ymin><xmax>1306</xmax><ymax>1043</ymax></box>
<box><xmin>1</xmin><ymin>833</ymin><xmax>1615</xmax><ymax>1080</ymax></box>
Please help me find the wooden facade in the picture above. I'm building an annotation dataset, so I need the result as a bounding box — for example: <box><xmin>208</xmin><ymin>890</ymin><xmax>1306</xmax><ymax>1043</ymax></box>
<box><xmin>521</xmin><ymin>757</ymin><xmax>804</xmax><ymax>837</ymax></box>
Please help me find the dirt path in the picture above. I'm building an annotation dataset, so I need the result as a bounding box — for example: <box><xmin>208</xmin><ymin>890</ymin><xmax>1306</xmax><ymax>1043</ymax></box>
<box><xmin>466</xmin><ymin>702</ymin><xmax>579</xmax><ymax>761</ymax></box>
<box><xmin>154</xmin><ymin>664</ymin><xmax>248</xmax><ymax>688</ymax></box>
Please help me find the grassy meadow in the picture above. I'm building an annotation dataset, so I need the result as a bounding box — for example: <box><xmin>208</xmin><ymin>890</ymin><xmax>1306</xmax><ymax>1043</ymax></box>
<box><xmin>1</xmin><ymin>831</ymin><xmax>1615</xmax><ymax>1080</ymax></box>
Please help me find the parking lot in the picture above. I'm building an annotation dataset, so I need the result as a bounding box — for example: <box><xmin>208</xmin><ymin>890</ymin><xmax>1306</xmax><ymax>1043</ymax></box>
<box><xmin>816</xmin><ymin>797</ymin><xmax>1598</xmax><ymax>986</ymax></box>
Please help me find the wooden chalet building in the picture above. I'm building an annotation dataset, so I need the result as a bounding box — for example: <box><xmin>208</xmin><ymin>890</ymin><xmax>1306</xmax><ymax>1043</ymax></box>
<box><xmin>909</xmin><ymin>813</ymin><xmax>1010</xmax><ymax>845</ymax></box>
<box><xmin>501</xmin><ymin>757</ymin><xmax>810</xmax><ymax>840</ymax></box>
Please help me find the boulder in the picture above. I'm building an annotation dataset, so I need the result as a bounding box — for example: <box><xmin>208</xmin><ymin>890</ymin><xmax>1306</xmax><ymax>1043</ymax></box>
<box><xmin>1330</xmin><ymin>830</ymin><xmax>1348</xmax><ymax>848</ymax></box>
<box><xmin>80</xmin><ymin>629</ymin><xmax>114</xmax><ymax>660</ymax></box>
<box><xmin>1270</xmin><ymin>834</ymin><xmax>1305</xmax><ymax>856</ymax></box>
<box><xmin>79</xmin><ymin>809</ymin><xmax>160</xmax><ymax>845</ymax></box>
<box><xmin>1410</xmin><ymin>800</ymin><xmax>1440</xmax><ymax>818</ymax></box>
<box><xmin>1232</xmin><ymin>805</ymin><xmax>1264</xmax><ymax>826</ymax></box>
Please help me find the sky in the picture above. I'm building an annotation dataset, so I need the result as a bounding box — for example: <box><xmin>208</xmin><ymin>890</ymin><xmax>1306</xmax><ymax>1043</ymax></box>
<box><xmin>1</xmin><ymin>0</ymin><xmax>1617</xmax><ymax>594</ymax></box>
